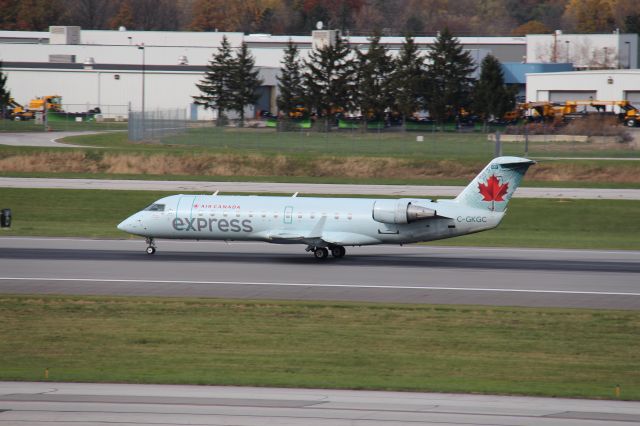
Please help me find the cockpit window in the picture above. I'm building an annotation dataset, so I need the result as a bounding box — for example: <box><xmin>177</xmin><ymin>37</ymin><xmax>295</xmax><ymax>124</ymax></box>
<box><xmin>144</xmin><ymin>203</ymin><xmax>165</xmax><ymax>212</ymax></box>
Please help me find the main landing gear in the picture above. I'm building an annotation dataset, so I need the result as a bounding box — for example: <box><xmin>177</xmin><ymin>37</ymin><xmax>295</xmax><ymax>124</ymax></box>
<box><xmin>307</xmin><ymin>245</ymin><xmax>346</xmax><ymax>260</ymax></box>
<box><xmin>145</xmin><ymin>237</ymin><xmax>156</xmax><ymax>255</ymax></box>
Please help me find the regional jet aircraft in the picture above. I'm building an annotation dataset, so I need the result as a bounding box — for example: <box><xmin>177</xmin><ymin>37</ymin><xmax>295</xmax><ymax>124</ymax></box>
<box><xmin>117</xmin><ymin>156</ymin><xmax>535</xmax><ymax>259</ymax></box>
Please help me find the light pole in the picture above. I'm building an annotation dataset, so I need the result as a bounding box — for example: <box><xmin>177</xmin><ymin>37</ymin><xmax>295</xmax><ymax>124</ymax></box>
<box><xmin>138</xmin><ymin>43</ymin><xmax>145</xmax><ymax>122</ymax></box>
<box><xmin>565</xmin><ymin>40</ymin><xmax>570</xmax><ymax>63</ymax></box>
<box><xmin>626</xmin><ymin>41</ymin><xmax>632</xmax><ymax>69</ymax></box>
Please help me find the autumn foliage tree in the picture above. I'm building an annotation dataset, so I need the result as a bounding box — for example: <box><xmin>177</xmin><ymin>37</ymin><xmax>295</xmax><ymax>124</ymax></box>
<box><xmin>109</xmin><ymin>0</ymin><xmax>135</xmax><ymax>29</ymax></box>
<box><xmin>563</xmin><ymin>0</ymin><xmax>615</xmax><ymax>33</ymax></box>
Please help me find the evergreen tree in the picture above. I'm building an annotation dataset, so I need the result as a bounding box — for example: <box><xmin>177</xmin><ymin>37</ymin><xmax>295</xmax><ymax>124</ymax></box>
<box><xmin>228</xmin><ymin>42</ymin><xmax>263</xmax><ymax>127</ymax></box>
<box><xmin>276</xmin><ymin>39</ymin><xmax>304</xmax><ymax>127</ymax></box>
<box><xmin>391</xmin><ymin>36</ymin><xmax>426</xmax><ymax>130</ymax></box>
<box><xmin>0</xmin><ymin>61</ymin><xmax>11</xmax><ymax>119</ymax></box>
<box><xmin>353</xmin><ymin>34</ymin><xmax>394</xmax><ymax>131</ymax></box>
<box><xmin>473</xmin><ymin>54</ymin><xmax>515</xmax><ymax>129</ymax></box>
<box><xmin>624</xmin><ymin>13</ymin><xmax>640</xmax><ymax>34</ymax></box>
<box><xmin>193</xmin><ymin>35</ymin><xmax>234</xmax><ymax>126</ymax></box>
<box><xmin>303</xmin><ymin>35</ymin><xmax>354</xmax><ymax>131</ymax></box>
<box><xmin>424</xmin><ymin>28</ymin><xmax>475</xmax><ymax>125</ymax></box>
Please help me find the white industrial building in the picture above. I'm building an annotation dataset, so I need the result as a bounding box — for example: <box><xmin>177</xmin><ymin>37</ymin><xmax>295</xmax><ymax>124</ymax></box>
<box><xmin>526</xmin><ymin>70</ymin><xmax>640</xmax><ymax>105</ymax></box>
<box><xmin>0</xmin><ymin>27</ymin><xmax>521</xmax><ymax>119</ymax></box>
<box><xmin>0</xmin><ymin>27</ymin><xmax>638</xmax><ymax>119</ymax></box>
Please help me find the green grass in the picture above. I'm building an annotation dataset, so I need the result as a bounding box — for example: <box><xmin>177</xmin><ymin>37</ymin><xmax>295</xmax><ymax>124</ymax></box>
<box><xmin>1</xmin><ymin>188</ymin><xmax>639</xmax><ymax>249</ymax></box>
<box><xmin>0</xmin><ymin>119</ymin><xmax>127</xmax><ymax>132</ymax></box>
<box><xmin>1</xmin><ymin>295</ymin><xmax>638</xmax><ymax>399</ymax></box>
<box><xmin>0</xmin><ymin>119</ymin><xmax>45</xmax><ymax>132</ymax></box>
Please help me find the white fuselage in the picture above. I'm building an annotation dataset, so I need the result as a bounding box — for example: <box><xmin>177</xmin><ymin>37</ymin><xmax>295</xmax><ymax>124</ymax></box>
<box><xmin>118</xmin><ymin>194</ymin><xmax>504</xmax><ymax>247</ymax></box>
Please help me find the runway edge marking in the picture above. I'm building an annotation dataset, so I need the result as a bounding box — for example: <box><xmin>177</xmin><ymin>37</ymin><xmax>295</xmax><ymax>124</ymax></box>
<box><xmin>1</xmin><ymin>277</ymin><xmax>639</xmax><ymax>297</ymax></box>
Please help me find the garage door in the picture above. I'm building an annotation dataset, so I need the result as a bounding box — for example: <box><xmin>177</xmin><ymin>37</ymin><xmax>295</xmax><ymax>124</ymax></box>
<box><xmin>549</xmin><ymin>91</ymin><xmax>597</xmax><ymax>102</ymax></box>
<box><xmin>625</xmin><ymin>91</ymin><xmax>640</xmax><ymax>104</ymax></box>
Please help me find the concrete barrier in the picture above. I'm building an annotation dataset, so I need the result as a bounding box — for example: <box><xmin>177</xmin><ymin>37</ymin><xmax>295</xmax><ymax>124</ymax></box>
<box><xmin>487</xmin><ymin>134</ymin><xmax>589</xmax><ymax>143</ymax></box>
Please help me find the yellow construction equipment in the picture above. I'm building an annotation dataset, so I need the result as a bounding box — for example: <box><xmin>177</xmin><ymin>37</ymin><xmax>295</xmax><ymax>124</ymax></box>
<box><xmin>7</xmin><ymin>95</ymin><xmax>63</xmax><ymax>120</ymax></box>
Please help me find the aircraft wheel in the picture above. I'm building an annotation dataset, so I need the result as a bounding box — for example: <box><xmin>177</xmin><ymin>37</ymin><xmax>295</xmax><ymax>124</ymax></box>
<box><xmin>146</xmin><ymin>246</ymin><xmax>156</xmax><ymax>255</ymax></box>
<box><xmin>331</xmin><ymin>246</ymin><xmax>346</xmax><ymax>258</ymax></box>
<box><xmin>313</xmin><ymin>247</ymin><xmax>328</xmax><ymax>259</ymax></box>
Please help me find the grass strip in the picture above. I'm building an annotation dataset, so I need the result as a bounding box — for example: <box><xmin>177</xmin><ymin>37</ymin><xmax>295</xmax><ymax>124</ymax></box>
<box><xmin>59</xmin><ymin>127</ymin><xmax>640</xmax><ymax>159</ymax></box>
<box><xmin>0</xmin><ymin>188</ymin><xmax>639</xmax><ymax>250</ymax></box>
<box><xmin>1</xmin><ymin>295</ymin><xmax>638</xmax><ymax>400</ymax></box>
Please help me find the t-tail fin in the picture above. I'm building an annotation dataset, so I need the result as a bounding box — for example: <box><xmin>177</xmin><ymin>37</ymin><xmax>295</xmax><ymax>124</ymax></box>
<box><xmin>454</xmin><ymin>156</ymin><xmax>535</xmax><ymax>212</ymax></box>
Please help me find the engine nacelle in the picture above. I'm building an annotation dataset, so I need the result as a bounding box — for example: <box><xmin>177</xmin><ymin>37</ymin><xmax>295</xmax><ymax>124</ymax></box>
<box><xmin>372</xmin><ymin>199</ymin><xmax>436</xmax><ymax>224</ymax></box>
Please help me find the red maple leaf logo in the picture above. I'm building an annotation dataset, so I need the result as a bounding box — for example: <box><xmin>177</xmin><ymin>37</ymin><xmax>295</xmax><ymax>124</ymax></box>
<box><xmin>478</xmin><ymin>175</ymin><xmax>509</xmax><ymax>202</ymax></box>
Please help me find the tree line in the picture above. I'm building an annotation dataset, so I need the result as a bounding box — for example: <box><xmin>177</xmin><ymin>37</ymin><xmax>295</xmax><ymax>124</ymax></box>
<box><xmin>2</xmin><ymin>0</ymin><xmax>639</xmax><ymax>36</ymax></box>
<box><xmin>194</xmin><ymin>30</ymin><xmax>515</xmax><ymax>130</ymax></box>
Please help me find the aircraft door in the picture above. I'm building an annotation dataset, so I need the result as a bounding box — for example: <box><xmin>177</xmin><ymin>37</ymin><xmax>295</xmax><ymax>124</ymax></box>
<box><xmin>176</xmin><ymin>195</ymin><xmax>196</xmax><ymax>220</ymax></box>
<box><xmin>284</xmin><ymin>206</ymin><xmax>293</xmax><ymax>224</ymax></box>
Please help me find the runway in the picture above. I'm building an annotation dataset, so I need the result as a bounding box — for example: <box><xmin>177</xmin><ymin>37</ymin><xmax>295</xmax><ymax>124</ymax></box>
<box><xmin>0</xmin><ymin>237</ymin><xmax>638</xmax><ymax>309</ymax></box>
<box><xmin>1</xmin><ymin>176</ymin><xmax>640</xmax><ymax>199</ymax></box>
<box><xmin>2</xmin><ymin>381</ymin><xmax>639</xmax><ymax>426</ymax></box>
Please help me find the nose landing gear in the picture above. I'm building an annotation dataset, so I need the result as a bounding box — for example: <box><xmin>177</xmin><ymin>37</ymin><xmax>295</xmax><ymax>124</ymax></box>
<box><xmin>145</xmin><ymin>237</ymin><xmax>156</xmax><ymax>255</ymax></box>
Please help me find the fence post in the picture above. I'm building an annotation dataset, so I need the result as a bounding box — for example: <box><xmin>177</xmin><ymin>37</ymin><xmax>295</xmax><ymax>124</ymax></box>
<box><xmin>494</xmin><ymin>131</ymin><xmax>502</xmax><ymax>157</ymax></box>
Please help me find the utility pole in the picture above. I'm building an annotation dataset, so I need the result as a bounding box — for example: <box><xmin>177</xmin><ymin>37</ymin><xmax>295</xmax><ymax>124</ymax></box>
<box><xmin>138</xmin><ymin>43</ymin><xmax>145</xmax><ymax>138</ymax></box>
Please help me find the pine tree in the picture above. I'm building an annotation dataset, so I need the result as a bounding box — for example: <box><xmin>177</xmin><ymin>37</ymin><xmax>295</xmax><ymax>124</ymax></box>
<box><xmin>228</xmin><ymin>42</ymin><xmax>263</xmax><ymax>128</ymax></box>
<box><xmin>193</xmin><ymin>35</ymin><xmax>234</xmax><ymax>126</ymax></box>
<box><xmin>473</xmin><ymin>54</ymin><xmax>515</xmax><ymax>129</ymax></box>
<box><xmin>353</xmin><ymin>34</ymin><xmax>394</xmax><ymax>131</ymax></box>
<box><xmin>0</xmin><ymin>61</ymin><xmax>11</xmax><ymax>119</ymax></box>
<box><xmin>392</xmin><ymin>36</ymin><xmax>426</xmax><ymax>130</ymax></box>
<box><xmin>424</xmin><ymin>28</ymin><xmax>475</xmax><ymax>125</ymax></box>
<box><xmin>303</xmin><ymin>35</ymin><xmax>354</xmax><ymax>131</ymax></box>
<box><xmin>276</xmin><ymin>39</ymin><xmax>304</xmax><ymax>128</ymax></box>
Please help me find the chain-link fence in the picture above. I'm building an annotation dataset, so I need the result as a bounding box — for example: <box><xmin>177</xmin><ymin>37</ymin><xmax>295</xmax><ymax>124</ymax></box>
<box><xmin>47</xmin><ymin>104</ymin><xmax>129</xmax><ymax>131</ymax></box>
<box><xmin>150</xmin><ymin>115</ymin><xmax>638</xmax><ymax>160</ymax></box>
<box><xmin>128</xmin><ymin>108</ymin><xmax>190</xmax><ymax>141</ymax></box>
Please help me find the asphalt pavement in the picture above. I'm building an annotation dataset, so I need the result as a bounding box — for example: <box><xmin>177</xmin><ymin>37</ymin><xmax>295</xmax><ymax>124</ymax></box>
<box><xmin>1</xmin><ymin>238</ymin><xmax>638</xmax><ymax>309</ymax></box>
<box><xmin>1</xmin><ymin>176</ymin><xmax>640</xmax><ymax>199</ymax></box>
<box><xmin>1</xmin><ymin>381</ymin><xmax>639</xmax><ymax>425</ymax></box>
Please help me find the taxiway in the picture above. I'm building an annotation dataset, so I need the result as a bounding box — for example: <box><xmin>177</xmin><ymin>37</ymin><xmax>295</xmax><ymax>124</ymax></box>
<box><xmin>1</xmin><ymin>381</ymin><xmax>639</xmax><ymax>426</ymax></box>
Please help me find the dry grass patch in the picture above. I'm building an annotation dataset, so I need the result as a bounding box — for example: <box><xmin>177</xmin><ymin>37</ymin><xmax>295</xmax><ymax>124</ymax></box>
<box><xmin>0</xmin><ymin>151</ymin><xmax>639</xmax><ymax>184</ymax></box>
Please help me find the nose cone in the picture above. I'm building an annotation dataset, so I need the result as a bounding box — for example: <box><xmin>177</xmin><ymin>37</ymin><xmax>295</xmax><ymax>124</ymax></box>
<box><xmin>117</xmin><ymin>215</ymin><xmax>139</xmax><ymax>234</ymax></box>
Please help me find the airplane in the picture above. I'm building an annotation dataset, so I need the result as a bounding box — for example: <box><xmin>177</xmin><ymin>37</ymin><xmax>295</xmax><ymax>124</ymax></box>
<box><xmin>117</xmin><ymin>156</ymin><xmax>535</xmax><ymax>259</ymax></box>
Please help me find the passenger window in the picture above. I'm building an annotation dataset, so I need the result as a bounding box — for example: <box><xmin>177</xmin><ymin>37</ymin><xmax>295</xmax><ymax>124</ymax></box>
<box><xmin>144</xmin><ymin>204</ymin><xmax>165</xmax><ymax>212</ymax></box>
